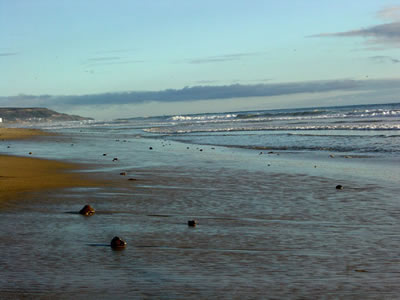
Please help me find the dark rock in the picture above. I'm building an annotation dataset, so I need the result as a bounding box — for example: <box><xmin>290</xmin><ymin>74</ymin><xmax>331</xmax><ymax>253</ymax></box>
<box><xmin>29</xmin><ymin>152</ymin><xmax>32</xmax><ymax>155</ymax></box>
<box><xmin>103</xmin><ymin>153</ymin><xmax>107</xmax><ymax>156</ymax></box>
<box><xmin>199</xmin><ymin>149</ymin><xmax>203</xmax><ymax>152</ymax></box>
<box><xmin>188</xmin><ymin>220</ymin><xmax>197</xmax><ymax>227</ymax></box>
<box><xmin>112</xmin><ymin>158</ymin><xmax>118</xmax><ymax>162</ymax></box>
<box><xmin>149</xmin><ymin>147</ymin><xmax>153</xmax><ymax>150</ymax></box>
<box><xmin>120</xmin><ymin>172</ymin><xmax>127</xmax><ymax>176</ymax></box>
<box><xmin>79</xmin><ymin>204</ymin><xmax>95</xmax><ymax>216</ymax></box>
<box><xmin>111</xmin><ymin>236</ymin><xmax>127</xmax><ymax>249</ymax></box>
<box><xmin>336</xmin><ymin>185</ymin><xmax>343</xmax><ymax>190</ymax></box>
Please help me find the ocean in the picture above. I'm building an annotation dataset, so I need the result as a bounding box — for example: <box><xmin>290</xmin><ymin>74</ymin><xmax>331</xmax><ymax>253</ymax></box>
<box><xmin>1</xmin><ymin>102</ymin><xmax>400</xmax><ymax>298</ymax></box>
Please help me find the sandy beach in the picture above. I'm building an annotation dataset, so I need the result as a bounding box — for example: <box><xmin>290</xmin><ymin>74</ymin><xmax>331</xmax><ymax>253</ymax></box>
<box><xmin>0</xmin><ymin>127</ymin><xmax>52</xmax><ymax>140</ymax></box>
<box><xmin>1</xmin><ymin>117</ymin><xmax>400</xmax><ymax>298</ymax></box>
<box><xmin>0</xmin><ymin>128</ymin><xmax>96</xmax><ymax>208</ymax></box>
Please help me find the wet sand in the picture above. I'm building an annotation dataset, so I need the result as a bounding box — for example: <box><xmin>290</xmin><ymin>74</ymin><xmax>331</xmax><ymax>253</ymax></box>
<box><xmin>0</xmin><ymin>127</ymin><xmax>52</xmax><ymax>140</ymax></box>
<box><xmin>1</xmin><ymin>127</ymin><xmax>400</xmax><ymax>298</ymax></box>
<box><xmin>0</xmin><ymin>128</ymin><xmax>96</xmax><ymax>208</ymax></box>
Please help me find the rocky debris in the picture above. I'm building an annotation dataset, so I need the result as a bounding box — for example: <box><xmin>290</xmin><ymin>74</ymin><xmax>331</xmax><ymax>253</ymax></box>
<box><xmin>110</xmin><ymin>236</ymin><xmax>127</xmax><ymax>249</ymax></box>
<box><xmin>188</xmin><ymin>220</ymin><xmax>197</xmax><ymax>227</ymax></box>
<box><xmin>79</xmin><ymin>204</ymin><xmax>95</xmax><ymax>216</ymax></box>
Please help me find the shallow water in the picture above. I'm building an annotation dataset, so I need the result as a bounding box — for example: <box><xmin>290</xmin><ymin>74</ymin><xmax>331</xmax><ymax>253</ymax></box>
<box><xmin>1</xmin><ymin>103</ymin><xmax>400</xmax><ymax>298</ymax></box>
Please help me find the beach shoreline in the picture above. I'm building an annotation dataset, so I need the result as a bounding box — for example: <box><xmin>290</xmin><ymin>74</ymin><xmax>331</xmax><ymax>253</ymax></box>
<box><xmin>0</xmin><ymin>127</ymin><xmax>53</xmax><ymax>140</ymax></box>
<box><xmin>0</xmin><ymin>128</ymin><xmax>97</xmax><ymax>209</ymax></box>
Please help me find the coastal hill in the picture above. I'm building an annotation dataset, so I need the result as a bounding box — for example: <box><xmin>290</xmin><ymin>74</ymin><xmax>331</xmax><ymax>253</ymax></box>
<box><xmin>0</xmin><ymin>107</ymin><xmax>92</xmax><ymax>123</ymax></box>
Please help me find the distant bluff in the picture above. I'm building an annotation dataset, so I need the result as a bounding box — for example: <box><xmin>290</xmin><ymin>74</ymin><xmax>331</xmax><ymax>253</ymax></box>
<box><xmin>0</xmin><ymin>107</ymin><xmax>93</xmax><ymax>123</ymax></box>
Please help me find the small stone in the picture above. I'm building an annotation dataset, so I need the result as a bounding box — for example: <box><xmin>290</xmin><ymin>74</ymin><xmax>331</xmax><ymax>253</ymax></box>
<box><xmin>199</xmin><ymin>149</ymin><xmax>203</xmax><ymax>152</ymax></box>
<box><xmin>29</xmin><ymin>152</ymin><xmax>32</xmax><ymax>155</ymax></box>
<box><xmin>79</xmin><ymin>204</ymin><xmax>95</xmax><ymax>216</ymax></box>
<box><xmin>329</xmin><ymin>154</ymin><xmax>335</xmax><ymax>158</ymax></box>
<box><xmin>336</xmin><ymin>185</ymin><xmax>343</xmax><ymax>190</ymax></box>
<box><xmin>112</xmin><ymin>158</ymin><xmax>119</xmax><ymax>162</ymax></box>
<box><xmin>103</xmin><ymin>153</ymin><xmax>107</xmax><ymax>156</ymax></box>
<box><xmin>120</xmin><ymin>172</ymin><xmax>127</xmax><ymax>176</ymax></box>
<box><xmin>188</xmin><ymin>220</ymin><xmax>197</xmax><ymax>227</ymax></box>
<box><xmin>149</xmin><ymin>147</ymin><xmax>153</xmax><ymax>150</ymax></box>
<box><xmin>111</xmin><ymin>236</ymin><xmax>127</xmax><ymax>249</ymax></box>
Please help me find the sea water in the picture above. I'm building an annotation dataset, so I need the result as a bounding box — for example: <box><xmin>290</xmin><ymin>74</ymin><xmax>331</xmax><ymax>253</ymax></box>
<box><xmin>1</xmin><ymin>102</ymin><xmax>400</xmax><ymax>298</ymax></box>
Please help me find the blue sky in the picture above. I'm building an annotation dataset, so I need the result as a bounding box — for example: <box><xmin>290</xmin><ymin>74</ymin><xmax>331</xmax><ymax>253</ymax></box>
<box><xmin>1</xmin><ymin>1</ymin><xmax>399</xmax><ymax>119</ymax></box>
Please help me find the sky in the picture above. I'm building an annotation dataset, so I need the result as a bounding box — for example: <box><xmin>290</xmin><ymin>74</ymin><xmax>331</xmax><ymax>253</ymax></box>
<box><xmin>0</xmin><ymin>0</ymin><xmax>400</xmax><ymax>119</ymax></box>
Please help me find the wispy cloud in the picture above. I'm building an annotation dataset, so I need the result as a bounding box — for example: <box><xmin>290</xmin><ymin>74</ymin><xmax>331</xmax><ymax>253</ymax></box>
<box><xmin>309</xmin><ymin>6</ymin><xmax>400</xmax><ymax>49</ymax></box>
<box><xmin>87</xmin><ymin>56</ymin><xmax>121</xmax><ymax>62</ymax></box>
<box><xmin>194</xmin><ymin>78</ymin><xmax>272</xmax><ymax>85</ymax></box>
<box><xmin>3</xmin><ymin>79</ymin><xmax>400</xmax><ymax>108</ymax></box>
<box><xmin>309</xmin><ymin>22</ymin><xmax>400</xmax><ymax>48</ymax></box>
<box><xmin>94</xmin><ymin>48</ymin><xmax>137</xmax><ymax>54</ymax></box>
<box><xmin>369</xmin><ymin>55</ymin><xmax>400</xmax><ymax>64</ymax></box>
<box><xmin>0</xmin><ymin>52</ymin><xmax>18</xmax><ymax>57</ymax></box>
<box><xmin>84</xmin><ymin>53</ymin><xmax>143</xmax><ymax>68</ymax></box>
<box><xmin>188</xmin><ymin>52</ymin><xmax>260</xmax><ymax>64</ymax></box>
<box><xmin>377</xmin><ymin>6</ymin><xmax>400</xmax><ymax>21</ymax></box>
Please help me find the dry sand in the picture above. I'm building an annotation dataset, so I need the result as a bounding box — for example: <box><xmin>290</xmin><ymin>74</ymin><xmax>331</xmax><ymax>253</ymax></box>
<box><xmin>0</xmin><ymin>128</ymin><xmax>97</xmax><ymax>208</ymax></box>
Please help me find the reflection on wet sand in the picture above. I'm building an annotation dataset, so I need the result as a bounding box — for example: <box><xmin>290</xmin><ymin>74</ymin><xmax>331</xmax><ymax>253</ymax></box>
<box><xmin>1</xmin><ymin>163</ymin><xmax>400</xmax><ymax>298</ymax></box>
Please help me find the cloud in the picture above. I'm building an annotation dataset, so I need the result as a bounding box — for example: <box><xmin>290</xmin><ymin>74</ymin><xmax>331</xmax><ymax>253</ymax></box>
<box><xmin>188</xmin><ymin>52</ymin><xmax>260</xmax><ymax>64</ymax></box>
<box><xmin>309</xmin><ymin>6</ymin><xmax>400</xmax><ymax>49</ymax></box>
<box><xmin>0</xmin><ymin>52</ymin><xmax>18</xmax><ymax>57</ymax></box>
<box><xmin>84</xmin><ymin>54</ymin><xmax>143</xmax><ymax>68</ymax></box>
<box><xmin>94</xmin><ymin>48</ymin><xmax>136</xmax><ymax>54</ymax></box>
<box><xmin>309</xmin><ymin>22</ymin><xmax>400</xmax><ymax>47</ymax></box>
<box><xmin>369</xmin><ymin>55</ymin><xmax>400</xmax><ymax>64</ymax></box>
<box><xmin>377</xmin><ymin>6</ymin><xmax>400</xmax><ymax>21</ymax></box>
<box><xmin>86</xmin><ymin>56</ymin><xmax>121</xmax><ymax>62</ymax></box>
<box><xmin>3</xmin><ymin>79</ymin><xmax>400</xmax><ymax>108</ymax></box>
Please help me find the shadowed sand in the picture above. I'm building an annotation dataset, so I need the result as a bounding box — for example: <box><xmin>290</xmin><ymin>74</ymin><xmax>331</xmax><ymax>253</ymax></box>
<box><xmin>0</xmin><ymin>128</ymin><xmax>97</xmax><ymax>207</ymax></box>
